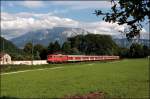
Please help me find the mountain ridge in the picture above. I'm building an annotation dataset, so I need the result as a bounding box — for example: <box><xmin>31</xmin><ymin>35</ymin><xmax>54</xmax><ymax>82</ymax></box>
<box><xmin>10</xmin><ymin>27</ymin><xmax>150</xmax><ymax>48</ymax></box>
<box><xmin>10</xmin><ymin>27</ymin><xmax>89</xmax><ymax>48</ymax></box>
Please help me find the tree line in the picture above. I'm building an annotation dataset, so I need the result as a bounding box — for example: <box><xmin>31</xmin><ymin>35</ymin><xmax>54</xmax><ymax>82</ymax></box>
<box><xmin>22</xmin><ymin>34</ymin><xmax>150</xmax><ymax>60</ymax></box>
<box><xmin>119</xmin><ymin>43</ymin><xmax>150</xmax><ymax>58</ymax></box>
<box><xmin>22</xmin><ymin>34</ymin><xmax>120</xmax><ymax>60</ymax></box>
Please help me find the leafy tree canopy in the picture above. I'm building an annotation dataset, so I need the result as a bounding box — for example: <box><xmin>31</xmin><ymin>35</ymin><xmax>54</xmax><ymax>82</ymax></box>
<box><xmin>34</xmin><ymin>44</ymin><xmax>45</xmax><ymax>53</ymax></box>
<box><xmin>47</xmin><ymin>41</ymin><xmax>61</xmax><ymax>54</ymax></box>
<box><xmin>94</xmin><ymin>0</ymin><xmax>149</xmax><ymax>40</ymax></box>
<box><xmin>68</xmin><ymin>34</ymin><xmax>119</xmax><ymax>55</ymax></box>
<box><xmin>129</xmin><ymin>43</ymin><xmax>144</xmax><ymax>58</ymax></box>
<box><xmin>23</xmin><ymin>42</ymin><xmax>33</xmax><ymax>54</ymax></box>
<box><xmin>62</xmin><ymin>42</ymin><xmax>71</xmax><ymax>54</ymax></box>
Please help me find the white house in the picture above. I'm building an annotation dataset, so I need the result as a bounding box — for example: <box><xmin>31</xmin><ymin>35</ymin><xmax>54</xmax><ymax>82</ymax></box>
<box><xmin>0</xmin><ymin>53</ymin><xmax>48</xmax><ymax>65</ymax></box>
<box><xmin>0</xmin><ymin>53</ymin><xmax>11</xmax><ymax>65</ymax></box>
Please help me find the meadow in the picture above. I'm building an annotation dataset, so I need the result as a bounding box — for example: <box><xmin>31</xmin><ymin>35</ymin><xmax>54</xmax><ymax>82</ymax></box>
<box><xmin>0</xmin><ymin>59</ymin><xmax>149</xmax><ymax>98</ymax></box>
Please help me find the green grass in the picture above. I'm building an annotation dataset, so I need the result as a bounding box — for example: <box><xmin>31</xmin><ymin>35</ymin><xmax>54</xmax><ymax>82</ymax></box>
<box><xmin>0</xmin><ymin>61</ymin><xmax>104</xmax><ymax>73</ymax></box>
<box><xmin>1</xmin><ymin>59</ymin><xmax>149</xmax><ymax>98</ymax></box>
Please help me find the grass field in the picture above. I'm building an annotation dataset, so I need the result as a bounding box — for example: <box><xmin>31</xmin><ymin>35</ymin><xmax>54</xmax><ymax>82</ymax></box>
<box><xmin>0</xmin><ymin>59</ymin><xmax>149</xmax><ymax>98</ymax></box>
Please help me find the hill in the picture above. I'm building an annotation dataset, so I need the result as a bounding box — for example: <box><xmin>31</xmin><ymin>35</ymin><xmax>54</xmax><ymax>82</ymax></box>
<box><xmin>0</xmin><ymin>36</ymin><xmax>19</xmax><ymax>54</ymax></box>
<box><xmin>0</xmin><ymin>36</ymin><xmax>25</xmax><ymax>60</ymax></box>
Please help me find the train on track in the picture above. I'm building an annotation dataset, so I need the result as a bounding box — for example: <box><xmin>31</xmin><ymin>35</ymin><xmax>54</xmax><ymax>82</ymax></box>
<box><xmin>47</xmin><ymin>54</ymin><xmax>119</xmax><ymax>63</ymax></box>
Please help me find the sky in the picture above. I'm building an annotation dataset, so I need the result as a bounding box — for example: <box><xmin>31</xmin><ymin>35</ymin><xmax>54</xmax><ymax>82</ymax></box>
<box><xmin>1</xmin><ymin>1</ymin><xmax>149</xmax><ymax>39</ymax></box>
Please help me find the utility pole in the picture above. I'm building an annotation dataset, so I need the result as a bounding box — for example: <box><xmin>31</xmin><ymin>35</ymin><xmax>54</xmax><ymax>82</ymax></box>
<box><xmin>3</xmin><ymin>38</ymin><xmax>5</xmax><ymax>64</ymax></box>
<box><xmin>31</xmin><ymin>39</ymin><xmax>34</xmax><ymax>65</ymax></box>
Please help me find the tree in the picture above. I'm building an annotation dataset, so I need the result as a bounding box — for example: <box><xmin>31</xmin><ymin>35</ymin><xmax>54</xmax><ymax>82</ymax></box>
<box><xmin>47</xmin><ymin>42</ymin><xmax>54</xmax><ymax>54</ymax></box>
<box><xmin>119</xmin><ymin>47</ymin><xmax>129</xmax><ymax>58</ymax></box>
<box><xmin>143</xmin><ymin>45</ymin><xmax>150</xmax><ymax>57</ymax></box>
<box><xmin>70</xmin><ymin>48</ymin><xmax>81</xmax><ymax>55</ymax></box>
<box><xmin>34</xmin><ymin>51</ymin><xmax>41</xmax><ymax>60</ymax></box>
<box><xmin>129</xmin><ymin>43</ymin><xmax>144</xmax><ymax>58</ymax></box>
<box><xmin>34</xmin><ymin>44</ymin><xmax>47</xmax><ymax>59</ymax></box>
<box><xmin>23</xmin><ymin>42</ymin><xmax>33</xmax><ymax>54</ymax></box>
<box><xmin>53</xmin><ymin>41</ymin><xmax>61</xmax><ymax>52</ymax></box>
<box><xmin>62</xmin><ymin>42</ymin><xmax>71</xmax><ymax>54</ymax></box>
<box><xmin>82</xmin><ymin>34</ymin><xmax>119</xmax><ymax>55</ymax></box>
<box><xmin>68</xmin><ymin>34</ymin><xmax>119</xmax><ymax>55</ymax></box>
<box><xmin>40</xmin><ymin>48</ymin><xmax>48</xmax><ymax>60</ymax></box>
<box><xmin>34</xmin><ymin>44</ymin><xmax>45</xmax><ymax>53</ymax></box>
<box><xmin>94</xmin><ymin>0</ymin><xmax>149</xmax><ymax>40</ymax></box>
<box><xmin>47</xmin><ymin>41</ymin><xmax>61</xmax><ymax>54</ymax></box>
<box><xmin>68</xmin><ymin>35</ymin><xmax>81</xmax><ymax>48</ymax></box>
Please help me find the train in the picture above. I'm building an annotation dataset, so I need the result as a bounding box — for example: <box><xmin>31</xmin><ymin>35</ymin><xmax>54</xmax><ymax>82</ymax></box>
<box><xmin>47</xmin><ymin>54</ymin><xmax>119</xmax><ymax>63</ymax></box>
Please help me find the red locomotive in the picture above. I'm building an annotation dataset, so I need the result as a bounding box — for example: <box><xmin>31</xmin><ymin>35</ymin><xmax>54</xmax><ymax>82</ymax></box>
<box><xmin>47</xmin><ymin>54</ymin><xmax>119</xmax><ymax>63</ymax></box>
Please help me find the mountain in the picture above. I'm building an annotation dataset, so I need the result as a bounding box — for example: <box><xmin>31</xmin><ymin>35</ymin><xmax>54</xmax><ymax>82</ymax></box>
<box><xmin>11</xmin><ymin>27</ymin><xmax>89</xmax><ymax>48</ymax></box>
<box><xmin>113</xmin><ymin>38</ymin><xmax>150</xmax><ymax>48</ymax></box>
<box><xmin>10</xmin><ymin>26</ymin><xmax>149</xmax><ymax>48</ymax></box>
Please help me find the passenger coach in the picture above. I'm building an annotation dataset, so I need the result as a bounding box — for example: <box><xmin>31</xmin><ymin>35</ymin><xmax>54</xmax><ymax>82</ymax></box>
<box><xmin>47</xmin><ymin>54</ymin><xmax>119</xmax><ymax>63</ymax></box>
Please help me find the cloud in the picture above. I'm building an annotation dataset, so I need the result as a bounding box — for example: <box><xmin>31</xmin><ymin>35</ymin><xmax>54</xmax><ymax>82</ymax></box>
<box><xmin>1</xmin><ymin>12</ymin><xmax>124</xmax><ymax>32</ymax></box>
<box><xmin>1</xmin><ymin>12</ymin><xmax>79</xmax><ymax>39</ymax></box>
<box><xmin>1</xmin><ymin>12</ymin><xmax>79</xmax><ymax>30</ymax></box>
<box><xmin>81</xmin><ymin>21</ymin><xmax>127</xmax><ymax>36</ymax></box>
<box><xmin>19</xmin><ymin>1</ymin><xmax>45</xmax><ymax>8</ymax></box>
<box><xmin>1</xmin><ymin>12</ymin><xmax>148</xmax><ymax>40</ymax></box>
